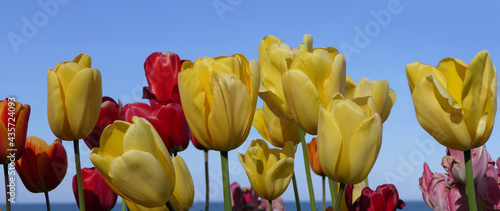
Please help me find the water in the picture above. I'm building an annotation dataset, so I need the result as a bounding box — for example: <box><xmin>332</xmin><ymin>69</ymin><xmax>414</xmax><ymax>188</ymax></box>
<box><xmin>1</xmin><ymin>201</ymin><xmax>430</xmax><ymax>210</ymax></box>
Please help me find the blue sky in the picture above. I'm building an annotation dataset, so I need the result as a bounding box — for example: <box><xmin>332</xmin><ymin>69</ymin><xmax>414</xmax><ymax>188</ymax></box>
<box><xmin>1</xmin><ymin>0</ymin><xmax>500</xmax><ymax>208</ymax></box>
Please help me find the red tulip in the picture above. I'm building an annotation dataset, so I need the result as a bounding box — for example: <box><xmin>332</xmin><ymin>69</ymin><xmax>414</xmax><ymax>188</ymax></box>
<box><xmin>0</xmin><ymin>98</ymin><xmax>30</xmax><ymax>164</ymax></box>
<box><xmin>142</xmin><ymin>52</ymin><xmax>182</xmax><ymax>104</ymax></box>
<box><xmin>83</xmin><ymin>97</ymin><xmax>123</xmax><ymax>149</ymax></box>
<box><xmin>345</xmin><ymin>184</ymin><xmax>405</xmax><ymax>211</ymax></box>
<box><xmin>123</xmin><ymin>101</ymin><xmax>189</xmax><ymax>154</ymax></box>
<box><xmin>230</xmin><ymin>182</ymin><xmax>285</xmax><ymax>211</ymax></box>
<box><xmin>190</xmin><ymin>131</ymin><xmax>207</xmax><ymax>151</ymax></box>
<box><xmin>15</xmin><ymin>137</ymin><xmax>67</xmax><ymax>193</ymax></box>
<box><xmin>73</xmin><ymin>167</ymin><xmax>117</xmax><ymax>211</ymax></box>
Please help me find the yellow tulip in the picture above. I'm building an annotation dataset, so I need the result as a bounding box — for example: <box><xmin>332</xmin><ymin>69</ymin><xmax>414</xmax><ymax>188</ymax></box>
<box><xmin>47</xmin><ymin>54</ymin><xmax>102</xmax><ymax>140</ymax></box>
<box><xmin>178</xmin><ymin>54</ymin><xmax>260</xmax><ymax>151</ymax></box>
<box><xmin>125</xmin><ymin>200</ymin><xmax>168</xmax><ymax>211</ymax></box>
<box><xmin>252</xmin><ymin>102</ymin><xmax>301</xmax><ymax>148</ymax></box>
<box><xmin>282</xmin><ymin>47</ymin><xmax>346</xmax><ymax>135</ymax></box>
<box><xmin>348</xmin><ymin>77</ymin><xmax>397</xmax><ymax>123</ymax></box>
<box><xmin>238</xmin><ymin>139</ymin><xmax>295</xmax><ymax>200</ymax></box>
<box><xmin>406</xmin><ymin>50</ymin><xmax>496</xmax><ymax>150</ymax></box>
<box><xmin>90</xmin><ymin>117</ymin><xmax>175</xmax><ymax>208</ymax></box>
<box><xmin>170</xmin><ymin>156</ymin><xmax>194</xmax><ymax>211</ymax></box>
<box><xmin>317</xmin><ymin>94</ymin><xmax>382</xmax><ymax>184</ymax></box>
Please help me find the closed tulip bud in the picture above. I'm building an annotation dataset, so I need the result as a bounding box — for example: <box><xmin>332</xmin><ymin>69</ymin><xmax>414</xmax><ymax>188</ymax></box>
<box><xmin>83</xmin><ymin>97</ymin><xmax>123</xmax><ymax>149</ymax></box>
<box><xmin>239</xmin><ymin>139</ymin><xmax>294</xmax><ymax>200</ymax></box>
<box><xmin>143</xmin><ymin>52</ymin><xmax>182</xmax><ymax>104</ymax></box>
<box><xmin>90</xmin><ymin>117</ymin><xmax>175</xmax><ymax>208</ymax></box>
<box><xmin>306</xmin><ymin>137</ymin><xmax>325</xmax><ymax>177</ymax></box>
<box><xmin>317</xmin><ymin>94</ymin><xmax>382</xmax><ymax>184</ymax></box>
<box><xmin>252</xmin><ymin>102</ymin><xmax>301</xmax><ymax>148</ymax></box>
<box><xmin>47</xmin><ymin>54</ymin><xmax>102</xmax><ymax>140</ymax></box>
<box><xmin>72</xmin><ymin>167</ymin><xmax>117</xmax><ymax>211</ymax></box>
<box><xmin>0</xmin><ymin>99</ymin><xmax>30</xmax><ymax>164</ymax></box>
<box><xmin>406</xmin><ymin>50</ymin><xmax>497</xmax><ymax>151</ymax></box>
<box><xmin>351</xmin><ymin>78</ymin><xmax>397</xmax><ymax>123</ymax></box>
<box><xmin>283</xmin><ymin>47</ymin><xmax>346</xmax><ymax>135</ymax></box>
<box><xmin>178</xmin><ymin>54</ymin><xmax>260</xmax><ymax>152</ymax></box>
<box><xmin>15</xmin><ymin>137</ymin><xmax>67</xmax><ymax>192</ymax></box>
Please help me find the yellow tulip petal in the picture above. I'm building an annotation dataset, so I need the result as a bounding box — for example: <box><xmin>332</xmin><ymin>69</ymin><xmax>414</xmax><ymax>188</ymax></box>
<box><xmin>347</xmin><ymin>115</ymin><xmax>382</xmax><ymax>184</ymax></box>
<box><xmin>89</xmin><ymin>150</ymin><xmax>130</xmax><ymax>201</ymax></box>
<box><xmin>299</xmin><ymin>34</ymin><xmax>313</xmax><ymax>52</ymax></box>
<box><xmin>381</xmin><ymin>89</ymin><xmax>397</xmax><ymax>123</ymax></box>
<box><xmin>412</xmin><ymin>75</ymin><xmax>472</xmax><ymax>150</ymax></box>
<box><xmin>178</xmin><ymin>68</ymin><xmax>211</xmax><ymax>149</ymax></box>
<box><xmin>263</xmin><ymin>104</ymin><xmax>300</xmax><ymax>147</ymax></box>
<box><xmin>126</xmin><ymin>199</ymin><xmax>169</xmax><ymax>211</ymax></box>
<box><xmin>208</xmin><ymin>72</ymin><xmax>251</xmax><ymax>151</ymax></box>
<box><xmin>282</xmin><ymin>69</ymin><xmax>322</xmax><ymax>135</ymax></box>
<box><xmin>110</xmin><ymin>150</ymin><xmax>172</xmax><ymax>208</ymax></box>
<box><xmin>47</xmin><ymin>70</ymin><xmax>68</xmax><ymax>140</ymax></box>
<box><xmin>252</xmin><ymin>108</ymin><xmax>272</xmax><ymax>145</ymax></box>
<box><xmin>73</xmin><ymin>54</ymin><xmax>92</xmax><ymax>68</ymax></box>
<box><xmin>406</xmin><ymin>62</ymin><xmax>447</xmax><ymax>93</ymax></box>
<box><xmin>462</xmin><ymin>51</ymin><xmax>495</xmax><ymax>145</ymax></box>
<box><xmin>345</xmin><ymin>75</ymin><xmax>356</xmax><ymax>99</ymax></box>
<box><xmin>54</xmin><ymin>62</ymin><xmax>80</xmax><ymax>92</ymax></box>
<box><xmin>258</xmin><ymin>86</ymin><xmax>292</xmax><ymax>120</ymax></box>
<box><xmin>317</xmin><ymin>107</ymin><xmax>342</xmax><ymax>181</ymax></box>
<box><xmin>98</xmin><ymin>120</ymin><xmax>129</xmax><ymax>158</ymax></box>
<box><xmin>331</xmin><ymin>98</ymin><xmax>367</xmax><ymax>142</ymax></box>
<box><xmin>170</xmin><ymin>156</ymin><xmax>194</xmax><ymax>211</ymax></box>
<box><xmin>249</xmin><ymin>59</ymin><xmax>261</xmax><ymax>116</ymax></box>
<box><xmin>324</xmin><ymin>54</ymin><xmax>347</xmax><ymax>99</ymax></box>
<box><xmin>436</xmin><ymin>57</ymin><xmax>467</xmax><ymax>105</ymax></box>
<box><xmin>239</xmin><ymin>151</ymin><xmax>268</xmax><ymax>199</ymax></box>
<box><xmin>64</xmin><ymin>68</ymin><xmax>96</xmax><ymax>138</ymax></box>
<box><xmin>264</xmin><ymin>157</ymin><xmax>294</xmax><ymax>200</ymax></box>
<box><xmin>89</xmin><ymin>68</ymin><xmax>103</xmax><ymax>130</ymax></box>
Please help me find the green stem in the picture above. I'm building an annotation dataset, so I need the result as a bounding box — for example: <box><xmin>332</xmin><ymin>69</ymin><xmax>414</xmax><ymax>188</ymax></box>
<box><xmin>298</xmin><ymin>128</ymin><xmax>316</xmax><ymax>211</ymax></box>
<box><xmin>292</xmin><ymin>172</ymin><xmax>301</xmax><ymax>211</ymax></box>
<box><xmin>363</xmin><ymin>177</ymin><xmax>369</xmax><ymax>188</ymax></box>
<box><xmin>73</xmin><ymin>139</ymin><xmax>85</xmax><ymax>211</ymax></box>
<box><xmin>205</xmin><ymin>150</ymin><xmax>210</xmax><ymax>211</ymax></box>
<box><xmin>464</xmin><ymin>149</ymin><xmax>477</xmax><ymax>211</ymax></box>
<box><xmin>122</xmin><ymin>198</ymin><xmax>126</xmax><ymax>211</ymax></box>
<box><xmin>268</xmin><ymin>199</ymin><xmax>273</xmax><ymax>210</ymax></box>
<box><xmin>322</xmin><ymin>176</ymin><xmax>325</xmax><ymax>211</ymax></box>
<box><xmin>3</xmin><ymin>164</ymin><xmax>10</xmax><ymax>211</ymax></box>
<box><xmin>329</xmin><ymin>179</ymin><xmax>337</xmax><ymax>208</ymax></box>
<box><xmin>333</xmin><ymin>183</ymin><xmax>346</xmax><ymax>211</ymax></box>
<box><xmin>166</xmin><ymin>200</ymin><xmax>176</xmax><ymax>211</ymax></box>
<box><xmin>220</xmin><ymin>151</ymin><xmax>231</xmax><ymax>211</ymax></box>
<box><xmin>45</xmin><ymin>191</ymin><xmax>51</xmax><ymax>211</ymax></box>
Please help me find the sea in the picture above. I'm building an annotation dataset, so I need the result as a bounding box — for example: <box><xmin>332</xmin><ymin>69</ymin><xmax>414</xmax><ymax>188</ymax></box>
<box><xmin>1</xmin><ymin>201</ymin><xmax>431</xmax><ymax>210</ymax></box>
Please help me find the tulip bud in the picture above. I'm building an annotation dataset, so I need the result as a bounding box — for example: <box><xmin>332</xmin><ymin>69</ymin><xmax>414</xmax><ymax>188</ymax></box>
<box><xmin>0</xmin><ymin>99</ymin><xmax>30</xmax><ymax>164</ymax></box>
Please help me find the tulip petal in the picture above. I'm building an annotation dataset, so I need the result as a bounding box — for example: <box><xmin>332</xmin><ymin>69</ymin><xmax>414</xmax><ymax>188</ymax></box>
<box><xmin>461</xmin><ymin>50</ymin><xmax>495</xmax><ymax>146</ymax></box>
<box><xmin>263</xmin><ymin>104</ymin><xmax>301</xmax><ymax>147</ymax></box>
<box><xmin>98</xmin><ymin>120</ymin><xmax>129</xmax><ymax>158</ymax></box>
<box><xmin>109</xmin><ymin>150</ymin><xmax>172</xmax><ymax>208</ymax></box>
<box><xmin>348</xmin><ymin>115</ymin><xmax>382</xmax><ymax>184</ymax></box>
<box><xmin>170</xmin><ymin>156</ymin><xmax>194</xmax><ymax>211</ymax></box>
<box><xmin>264</xmin><ymin>157</ymin><xmax>294</xmax><ymax>200</ymax></box>
<box><xmin>125</xmin><ymin>200</ymin><xmax>169</xmax><ymax>211</ymax></box>
<box><xmin>47</xmin><ymin>70</ymin><xmax>69</xmax><ymax>140</ymax></box>
<box><xmin>252</xmin><ymin>108</ymin><xmax>272</xmax><ymax>145</ymax></box>
<box><xmin>73</xmin><ymin>54</ymin><xmax>92</xmax><ymax>68</ymax></box>
<box><xmin>54</xmin><ymin>62</ymin><xmax>80</xmax><ymax>92</ymax></box>
<box><xmin>282</xmin><ymin>69</ymin><xmax>322</xmax><ymax>135</ymax></box>
<box><xmin>324</xmin><ymin>54</ymin><xmax>346</xmax><ymax>98</ymax></box>
<box><xmin>208</xmin><ymin>72</ymin><xmax>251</xmax><ymax>151</ymax></box>
<box><xmin>412</xmin><ymin>75</ymin><xmax>472</xmax><ymax>150</ymax></box>
<box><xmin>258</xmin><ymin>87</ymin><xmax>292</xmax><ymax>120</ymax></box>
<box><xmin>436</xmin><ymin>57</ymin><xmax>467</xmax><ymax>105</ymax></box>
<box><xmin>406</xmin><ymin>62</ymin><xmax>447</xmax><ymax>93</ymax></box>
<box><xmin>317</xmin><ymin>107</ymin><xmax>342</xmax><ymax>181</ymax></box>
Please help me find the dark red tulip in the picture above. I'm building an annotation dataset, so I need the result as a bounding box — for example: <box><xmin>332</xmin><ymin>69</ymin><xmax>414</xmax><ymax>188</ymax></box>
<box><xmin>346</xmin><ymin>184</ymin><xmax>405</xmax><ymax>211</ymax></box>
<box><xmin>123</xmin><ymin>101</ymin><xmax>189</xmax><ymax>154</ymax></box>
<box><xmin>190</xmin><ymin>131</ymin><xmax>207</xmax><ymax>151</ymax></box>
<box><xmin>73</xmin><ymin>167</ymin><xmax>117</xmax><ymax>211</ymax></box>
<box><xmin>83</xmin><ymin>97</ymin><xmax>123</xmax><ymax>149</ymax></box>
<box><xmin>142</xmin><ymin>52</ymin><xmax>182</xmax><ymax>104</ymax></box>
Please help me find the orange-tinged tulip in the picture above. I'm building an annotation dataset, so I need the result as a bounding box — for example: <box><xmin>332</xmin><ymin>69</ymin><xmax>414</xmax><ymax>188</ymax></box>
<box><xmin>406</xmin><ymin>50</ymin><xmax>497</xmax><ymax>150</ymax></box>
<box><xmin>15</xmin><ymin>137</ymin><xmax>67</xmax><ymax>193</ymax></box>
<box><xmin>0</xmin><ymin>99</ymin><xmax>30</xmax><ymax>164</ymax></box>
<box><xmin>47</xmin><ymin>54</ymin><xmax>102</xmax><ymax>140</ymax></box>
<box><xmin>307</xmin><ymin>137</ymin><xmax>324</xmax><ymax>177</ymax></box>
<box><xmin>178</xmin><ymin>54</ymin><xmax>260</xmax><ymax>151</ymax></box>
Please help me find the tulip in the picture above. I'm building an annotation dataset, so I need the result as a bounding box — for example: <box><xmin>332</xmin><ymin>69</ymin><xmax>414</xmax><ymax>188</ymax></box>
<box><xmin>83</xmin><ymin>97</ymin><xmax>123</xmax><ymax>149</ymax></box>
<box><xmin>90</xmin><ymin>117</ymin><xmax>176</xmax><ymax>208</ymax></box>
<box><xmin>47</xmin><ymin>54</ymin><xmax>102</xmax><ymax>141</ymax></box>
<box><xmin>0</xmin><ymin>99</ymin><xmax>30</xmax><ymax>164</ymax></box>
<box><xmin>231</xmin><ymin>182</ymin><xmax>260</xmax><ymax>211</ymax></box>
<box><xmin>170</xmin><ymin>156</ymin><xmax>194</xmax><ymax>211</ymax></box>
<box><xmin>442</xmin><ymin>146</ymin><xmax>488</xmax><ymax>183</ymax></box>
<box><xmin>306</xmin><ymin>137</ymin><xmax>324</xmax><ymax>177</ymax></box>
<box><xmin>239</xmin><ymin>139</ymin><xmax>294</xmax><ymax>201</ymax></box>
<box><xmin>143</xmin><ymin>52</ymin><xmax>183</xmax><ymax>104</ymax></box>
<box><xmin>190</xmin><ymin>132</ymin><xmax>207</xmax><ymax>151</ymax></box>
<box><xmin>178</xmin><ymin>53</ymin><xmax>260</xmax><ymax>152</ymax></box>
<box><xmin>345</xmin><ymin>184</ymin><xmax>406</xmax><ymax>211</ymax></box>
<box><xmin>348</xmin><ymin>78</ymin><xmax>397</xmax><ymax>123</ymax></box>
<box><xmin>123</xmin><ymin>101</ymin><xmax>189</xmax><ymax>154</ymax></box>
<box><xmin>252</xmin><ymin>102</ymin><xmax>301</xmax><ymax>148</ymax></box>
<box><xmin>72</xmin><ymin>167</ymin><xmax>117</xmax><ymax>211</ymax></box>
<box><xmin>15</xmin><ymin>137</ymin><xmax>67</xmax><ymax>192</ymax></box>
<box><xmin>282</xmin><ymin>46</ymin><xmax>346</xmax><ymax>135</ymax></box>
<box><xmin>317</xmin><ymin>94</ymin><xmax>382</xmax><ymax>185</ymax></box>
<box><xmin>406</xmin><ymin>50</ymin><xmax>497</xmax><ymax>151</ymax></box>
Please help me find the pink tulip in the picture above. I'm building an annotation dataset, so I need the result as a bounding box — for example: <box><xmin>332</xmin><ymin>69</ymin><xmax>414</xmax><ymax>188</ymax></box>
<box><xmin>259</xmin><ymin>197</ymin><xmax>285</xmax><ymax>211</ymax></box>
<box><xmin>441</xmin><ymin>146</ymin><xmax>488</xmax><ymax>183</ymax></box>
<box><xmin>419</xmin><ymin>163</ymin><xmax>456</xmax><ymax>210</ymax></box>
